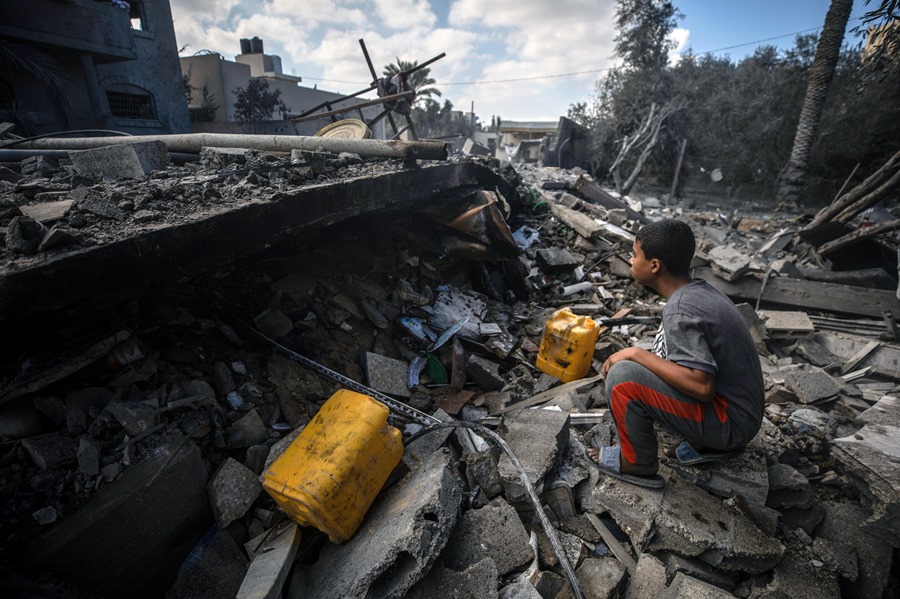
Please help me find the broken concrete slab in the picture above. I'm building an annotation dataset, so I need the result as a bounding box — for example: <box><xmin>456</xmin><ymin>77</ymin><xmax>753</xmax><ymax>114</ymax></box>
<box><xmin>858</xmin><ymin>394</ymin><xmax>900</xmax><ymax>428</ymax></box>
<box><xmin>661</xmin><ymin>572</ymin><xmax>735</xmax><ymax>598</ymax></box>
<box><xmin>706</xmin><ymin>245</ymin><xmax>753</xmax><ymax>281</ymax></box>
<box><xmin>291</xmin><ymin>448</ymin><xmax>462</xmax><ymax>599</ymax></box>
<box><xmin>363</xmin><ymin>351</ymin><xmax>412</xmax><ymax>398</ymax></box>
<box><xmin>549</xmin><ymin>203</ymin><xmax>604</xmax><ymax>240</ymax></box>
<box><xmin>779</xmin><ymin>365</ymin><xmax>841</xmax><ymax>405</ymax></box>
<box><xmin>25</xmin><ymin>437</ymin><xmax>211</xmax><ymax>598</ymax></box>
<box><xmin>747</xmin><ymin>552</ymin><xmax>840</xmax><ymax>598</ymax></box>
<box><xmin>758</xmin><ymin>310</ymin><xmax>815</xmax><ymax>339</ymax></box>
<box><xmin>405</xmin><ymin>558</ymin><xmax>499</xmax><ymax>599</ymax></box>
<box><xmin>659</xmin><ymin>552</ymin><xmax>736</xmax><ymax>592</ymax></box>
<box><xmin>574</xmin><ymin>557</ymin><xmax>627</xmax><ymax>599</ymax></box>
<box><xmin>236</xmin><ymin>522</ymin><xmax>301</xmax><ymax>599</ymax></box>
<box><xmin>831</xmin><ymin>424</ymin><xmax>900</xmax><ymax>547</ymax></box>
<box><xmin>817</xmin><ymin>500</ymin><xmax>893</xmax><ymax>599</ymax></box>
<box><xmin>463</xmin><ymin>138</ymin><xmax>493</xmax><ymax>156</ymax></box>
<box><xmin>19</xmin><ymin>198</ymin><xmax>75</xmax><ymax>223</ymax></box>
<box><xmin>496</xmin><ymin>408</ymin><xmax>570</xmax><ymax>503</ymax></box>
<box><xmin>466</xmin><ymin>355</ymin><xmax>506</xmax><ymax>392</ymax></box>
<box><xmin>622</xmin><ymin>552</ymin><xmax>667</xmax><ymax>599</ymax></box>
<box><xmin>208</xmin><ymin>457</ymin><xmax>262</xmax><ymax>529</ymax></box>
<box><xmin>498</xmin><ymin>579</ymin><xmax>543</xmax><ymax>599</ymax></box>
<box><xmin>441</xmin><ymin>496</ymin><xmax>533</xmax><ymax>577</ymax></box>
<box><xmin>536</xmin><ymin>247</ymin><xmax>581</xmax><ymax>274</ymax></box>
<box><xmin>69</xmin><ymin>141</ymin><xmax>170</xmax><ymax>180</ymax></box>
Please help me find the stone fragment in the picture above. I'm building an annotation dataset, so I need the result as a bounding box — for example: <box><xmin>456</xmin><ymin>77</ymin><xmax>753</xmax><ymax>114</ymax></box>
<box><xmin>208</xmin><ymin>458</ymin><xmax>262</xmax><ymax>529</ymax></box>
<box><xmin>441</xmin><ymin>497</ymin><xmax>533</xmax><ymax>576</ymax></box>
<box><xmin>811</xmin><ymin>536</ymin><xmax>857</xmax><ymax>581</ymax></box>
<box><xmin>781</xmin><ymin>365</ymin><xmax>841</xmax><ymax>405</ymax></box>
<box><xmin>213</xmin><ymin>360</ymin><xmax>237</xmax><ymax>396</ymax></box>
<box><xmin>33</xmin><ymin>506</ymin><xmax>59</xmax><ymax>525</ymax></box>
<box><xmin>254</xmin><ymin>308</ymin><xmax>293</xmax><ymax>338</ymax></box>
<box><xmin>69</xmin><ymin>141</ymin><xmax>169</xmax><ymax>179</ymax></box>
<box><xmin>623</xmin><ymin>552</ymin><xmax>667</xmax><ymax>599</ymax></box>
<box><xmin>77</xmin><ymin>437</ymin><xmax>100</xmax><ymax>476</ymax></box>
<box><xmin>498</xmin><ymin>579</ymin><xmax>542</xmax><ymax>599</ymax></box>
<box><xmin>575</xmin><ymin>557</ymin><xmax>627</xmax><ymax>599</ymax></box>
<box><xmin>707</xmin><ymin>245</ymin><xmax>752</xmax><ymax>281</ymax></box>
<box><xmin>292</xmin><ymin>449</ymin><xmax>462</xmax><ymax>599</ymax></box>
<box><xmin>226</xmin><ymin>410</ymin><xmax>268</xmax><ymax>448</ymax></box>
<box><xmin>661</xmin><ymin>572</ymin><xmax>735</xmax><ymax>598</ymax></box>
<box><xmin>497</xmin><ymin>408</ymin><xmax>570</xmax><ymax>502</ymax></box>
<box><xmin>463</xmin><ymin>138</ymin><xmax>493</xmax><ymax>156</ymax></box>
<box><xmin>536</xmin><ymin>248</ymin><xmax>580</xmax><ymax>274</ymax></box>
<box><xmin>244</xmin><ymin>444</ymin><xmax>271</xmax><ymax>475</ymax></box>
<box><xmin>765</xmin><ymin>463</ymin><xmax>814</xmax><ymax>510</ymax></box>
<box><xmin>466</xmin><ymin>355</ymin><xmax>505</xmax><ymax>391</ymax></box>
<box><xmin>6</xmin><ymin>215</ymin><xmax>47</xmax><ymax>254</ymax></box>
<box><xmin>363</xmin><ymin>352</ymin><xmax>411</xmax><ymax>398</ymax></box>
<box><xmin>38</xmin><ymin>225</ymin><xmax>80</xmax><ymax>251</ymax></box>
<box><xmin>21</xmin><ymin>435</ymin><xmax>78</xmax><ymax>469</ymax></box>
<box><xmin>406</xmin><ymin>558</ymin><xmax>498</xmax><ymax>599</ymax></box>
<box><xmin>659</xmin><ymin>553</ymin><xmax>736</xmax><ymax>592</ymax></box>
<box><xmin>463</xmin><ymin>450</ymin><xmax>504</xmax><ymax>500</ymax></box>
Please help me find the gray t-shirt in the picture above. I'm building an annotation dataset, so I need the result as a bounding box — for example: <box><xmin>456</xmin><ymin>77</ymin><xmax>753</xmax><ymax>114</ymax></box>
<box><xmin>651</xmin><ymin>280</ymin><xmax>764</xmax><ymax>436</ymax></box>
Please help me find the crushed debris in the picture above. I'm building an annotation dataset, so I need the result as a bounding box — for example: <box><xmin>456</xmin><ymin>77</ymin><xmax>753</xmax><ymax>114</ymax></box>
<box><xmin>0</xmin><ymin>141</ymin><xmax>898</xmax><ymax>599</ymax></box>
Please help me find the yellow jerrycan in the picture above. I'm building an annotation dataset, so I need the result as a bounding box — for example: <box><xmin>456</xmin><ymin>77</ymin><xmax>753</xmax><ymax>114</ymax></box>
<box><xmin>535</xmin><ymin>307</ymin><xmax>601</xmax><ymax>383</ymax></box>
<box><xmin>261</xmin><ymin>389</ymin><xmax>403</xmax><ymax>543</ymax></box>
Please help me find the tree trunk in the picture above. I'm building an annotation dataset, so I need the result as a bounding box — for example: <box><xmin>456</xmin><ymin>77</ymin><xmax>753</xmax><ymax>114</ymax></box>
<box><xmin>775</xmin><ymin>0</ymin><xmax>853</xmax><ymax>207</ymax></box>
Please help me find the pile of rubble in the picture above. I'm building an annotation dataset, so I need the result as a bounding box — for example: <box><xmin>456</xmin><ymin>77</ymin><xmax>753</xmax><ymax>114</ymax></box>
<box><xmin>0</xmin><ymin>139</ymin><xmax>898</xmax><ymax>598</ymax></box>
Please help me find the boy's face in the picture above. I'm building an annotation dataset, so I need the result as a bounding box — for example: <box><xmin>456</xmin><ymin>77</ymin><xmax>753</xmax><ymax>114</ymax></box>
<box><xmin>630</xmin><ymin>239</ymin><xmax>659</xmax><ymax>286</ymax></box>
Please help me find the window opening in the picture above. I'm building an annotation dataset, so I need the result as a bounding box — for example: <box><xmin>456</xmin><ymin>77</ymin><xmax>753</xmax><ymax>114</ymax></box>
<box><xmin>107</xmin><ymin>90</ymin><xmax>155</xmax><ymax>119</ymax></box>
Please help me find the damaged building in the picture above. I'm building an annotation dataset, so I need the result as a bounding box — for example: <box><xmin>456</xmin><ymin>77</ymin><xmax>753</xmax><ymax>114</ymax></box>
<box><xmin>0</xmin><ymin>124</ymin><xmax>899</xmax><ymax>599</ymax></box>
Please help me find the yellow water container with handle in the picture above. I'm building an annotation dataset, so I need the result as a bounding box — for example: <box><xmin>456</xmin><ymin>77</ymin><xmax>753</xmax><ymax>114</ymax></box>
<box><xmin>536</xmin><ymin>307</ymin><xmax>601</xmax><ymax>383</ymax></box>
<box><xmin>261</xmin><ymin>389</ymin><xmax>403</xmax><ymax>544</ymax></box>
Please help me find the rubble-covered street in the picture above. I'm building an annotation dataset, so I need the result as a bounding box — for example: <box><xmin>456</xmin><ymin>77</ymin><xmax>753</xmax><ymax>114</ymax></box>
<box><xmin>1</xmin><ymin>139</ymin><xmax>899</xmax><ymax>599</ymax></box>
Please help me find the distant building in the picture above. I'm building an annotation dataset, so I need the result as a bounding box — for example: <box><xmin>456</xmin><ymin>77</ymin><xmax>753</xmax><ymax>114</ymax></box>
<box><xmin>180</xmin><ymin>38</ymin><xmax>386</xmax><ymax>138</ymax></box>
<box><xmin>0</xmin><ymin>0</ymin><xmax>189</xmax><ymax>135</ymax></box>
<box><xmin>498</xmin><ymin>120</ymin><xmax>558</xmax><ymax>163</ymax></box>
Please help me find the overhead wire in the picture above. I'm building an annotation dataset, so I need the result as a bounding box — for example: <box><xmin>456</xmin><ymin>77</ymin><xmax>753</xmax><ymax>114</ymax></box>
<box><xmin>301</xmin><ymin>16</ymin><xmax>865</xmax><ymax>88</ymax></box>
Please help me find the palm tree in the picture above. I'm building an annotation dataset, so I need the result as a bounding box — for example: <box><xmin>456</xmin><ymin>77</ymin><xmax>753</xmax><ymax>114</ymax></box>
<box><xmin>383</xmin><ymin>59</ymin><xmax>442</xmax><ymax>106</ymax></box>
<box><xmin>775</xmin><ymin>0</ymin><xmax>853</xmax><ymax>208</ymax></box>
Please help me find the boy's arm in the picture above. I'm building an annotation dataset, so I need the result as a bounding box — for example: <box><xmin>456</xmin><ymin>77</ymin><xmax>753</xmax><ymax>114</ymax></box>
<box><xmin>602</xmin><ymin>347</ymin><xmax>716</xmax><ymax>402</ymax></box>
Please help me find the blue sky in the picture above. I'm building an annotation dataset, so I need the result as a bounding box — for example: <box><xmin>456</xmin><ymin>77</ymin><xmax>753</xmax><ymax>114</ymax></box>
<box><xmin>171</xmin><ymin>0</ymin><xmax>871</xmax><ymax>123</ymax></box>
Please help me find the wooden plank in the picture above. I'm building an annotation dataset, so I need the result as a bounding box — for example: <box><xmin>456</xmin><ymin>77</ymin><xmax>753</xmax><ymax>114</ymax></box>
<box><xmin>694</xmin><ymin>267</ymin><xmax>900</xmax><ymax>319</ymax></box>
<box><xmin>841</xmin><ymin>341</ymin><xmax>881</xmax><ymax>375</ymax></box>
<box><xmin>586</xmin><ymin>513</ymin><xmax>637</xmax><ymax>576</ymax></box>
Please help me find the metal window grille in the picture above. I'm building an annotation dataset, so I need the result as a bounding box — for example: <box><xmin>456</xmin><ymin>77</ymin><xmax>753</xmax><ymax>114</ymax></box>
<box><xmin>107</xmin><ymin>91</ymin><xmax>155</xmax><ymax>119</ymax></box>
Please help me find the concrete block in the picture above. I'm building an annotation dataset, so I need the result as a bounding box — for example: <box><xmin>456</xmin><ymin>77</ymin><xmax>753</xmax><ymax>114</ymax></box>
<box><xmin>292</xmin><ymin>448</ymin><xmax>462</xmax><ymax>599</ymax></box>
<box><xmin>530</xmin><ymin>524</ymin><xmax>584</xmax><ymax>575</ymax></box>
<box><xmin>661</xmin><ymin>572</ymin><xmax>734</xmax><ymax>598</ymax></box>
<box><xmin>236</xmin><ymin>523</ymin><xmax>301</xmax><ymax>599</ymax></box>
<box><xmin>441</xmin><ymin>497</ymin><xmax>533</xmax><ymax>576</ymax></box>
<box><xmin>167</xmin><ymin>529</ymin><xmax>248</xmax><ymax>599</ymax></box>
<box><xmin>69</xmin><ymin>141</ymin><xmax>169</xmax><ymax>179</ymax></box>
<box><xmin>575</xmin><ymin>557</ymin><xmax>627</xmax><ymax>599</ymax></box>
<box><xmin>76</xmin><ymin>437</ymin><xmax>100</xmax><ymax>476</ymax></box>
<box><xmin>26</xmin><ymin>438</ymin><xmax>211</xmax><ymax>598</ymax></box>
<box><xmin>363</xmin><ymin>351</ymin><xmax>411</xmax><ymax>398</ymax></box>
<box><xmin>463</xmin><ymin>138</ymin><xmax>493</xmax><ymax>156</ymax></box>
<box><xmin>497</xmin><ymin>408</ymin><xmax>570</xmax><ymax>503</ymax></box>
<box><xmin>536</xmin><ymin>248</ymin><xmax>580</xmax><ymax>274</ymax></box>
<box><xmin>406</xmin><ymin>558</ymin><xmax>498</xmax><ymax>599</ymax></box>
<box><xmin>780</xmin><ymin>365</ymin><xmax>841</xmax><ymax>405</ymax></box>
<box><xmin>707</xmin><ymin>245</ymin><xmax>752</xmax><ymax>281</ymax></box>
<box><xmin>466</xmin><ymin>355</ymin><xmax>505</xmax><ymax>391</ymax></box>
<box><xmin>463</xmin><ymin>450</ymin><xmax>504</xmax><ymax>500</ymax></box>
<box><xmin>107</xmin><ymin>400</ymin><xmax>159</xmax><ymax>436</ymax></box>
<box><xmin>226</xmin><ymin>409</ymin><xmax>268</xmax><ymax>448</ymax></box>
<box><xmin>208</xmin><ymin>457</ymin><xmax>262</xmax><ymax>529</ymax></box>
<box><xmin>21</xmin><ymin>434</ymin><xmax>77</xmax><ymax>470</ymax></box>
<box><xmin>623</xmin><ymin>552</ymin><xmax>667</xmax><ymax>599</ymax></box>
<box><xmin>832</xmin><ymin>424</ymin><xmax>900</xmax><ymax>547</ymax></box>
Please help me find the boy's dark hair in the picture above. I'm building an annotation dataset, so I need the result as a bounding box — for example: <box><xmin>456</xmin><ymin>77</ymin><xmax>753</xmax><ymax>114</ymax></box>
<box><xmin>636</xmin><ymin>219</ymin><xmax>695</xmax><ymax>276</ymax></box>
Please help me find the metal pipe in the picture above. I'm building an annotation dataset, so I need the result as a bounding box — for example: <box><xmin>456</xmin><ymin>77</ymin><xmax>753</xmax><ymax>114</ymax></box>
<box><xmin>13</xmin><ymin>133</ymin><xmax>449</xmax><ymax>160</ymax></box>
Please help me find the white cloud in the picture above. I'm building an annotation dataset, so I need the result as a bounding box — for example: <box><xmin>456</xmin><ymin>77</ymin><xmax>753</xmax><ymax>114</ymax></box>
<box><xmin>669</xmin><ymin>27</ymin><xmax>690</xmax><ymax>65</ymax></box>
<box><xmin>170</xmin><ymin>0</ymin><xmax>620</xmax><ymax>122</ymax></box>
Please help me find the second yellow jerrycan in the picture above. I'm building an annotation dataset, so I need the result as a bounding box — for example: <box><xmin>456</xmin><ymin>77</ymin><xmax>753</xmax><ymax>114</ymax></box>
<box><xmin>535</xmin><ymin>307</ymin><xmax>601</xmax><ymax>383</ymax></box>
<box><xmin>260</xmin><ymin>389</ymin><xmax>403</xmax><ymax>544</ymax></box>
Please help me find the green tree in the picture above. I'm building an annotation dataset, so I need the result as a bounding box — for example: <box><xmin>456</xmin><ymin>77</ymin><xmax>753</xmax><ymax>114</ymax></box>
<box><xmin>232</xmin><ymin>78</ymin><xmax>289</xmax><ymax>133</ymax></box>
<box><xmin>383</xmin><ymin>59</ymin><xmax>442</xmax><ymax>105</ymax></box>
<box><xmin>776</xmin><ymin>0</ymin><xmax>854</xmax><ymax>208</ymax></box>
